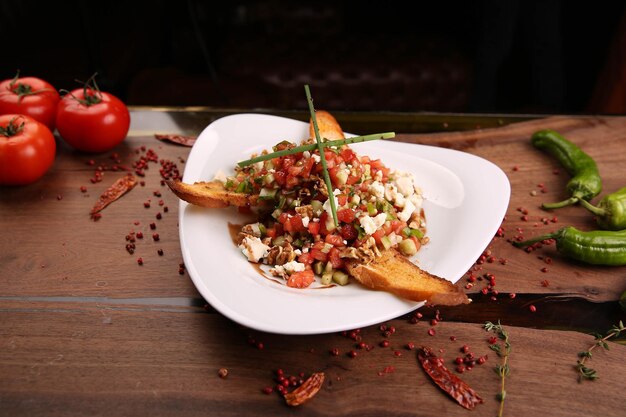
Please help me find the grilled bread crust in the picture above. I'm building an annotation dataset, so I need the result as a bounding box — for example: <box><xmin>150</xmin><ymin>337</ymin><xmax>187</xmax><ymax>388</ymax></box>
<box><xmin>345</xmin><ymin>249</ymin><xmax>470</xmax><ymax>306</ymax></box>
<box><xmin>165</xmin><ymin>180</ymin><xmax>259</xmax><ymax>208</ymax></box>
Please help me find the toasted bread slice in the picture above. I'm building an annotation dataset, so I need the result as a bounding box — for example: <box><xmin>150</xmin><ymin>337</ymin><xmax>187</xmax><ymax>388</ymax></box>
<box><xmin>345</xmin><ymin>249</ymin><xmax>470</xmax><ymax>306</ymax></box>
<box><xmin>309</xmin><ymin>110</ymin><xmax>345</xmax><ymax>141</ymax></box>
<box><xmin>165</xmin><ymin>180</ymin><xmax>259</xmax><ymax>208</ymax></box>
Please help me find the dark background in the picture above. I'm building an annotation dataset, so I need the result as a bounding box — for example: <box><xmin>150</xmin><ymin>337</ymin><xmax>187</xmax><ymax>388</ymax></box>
<box><xmin>3</xmin><ymin>0</ymin><xmax>625</xmax><ymax>114</ymax></box>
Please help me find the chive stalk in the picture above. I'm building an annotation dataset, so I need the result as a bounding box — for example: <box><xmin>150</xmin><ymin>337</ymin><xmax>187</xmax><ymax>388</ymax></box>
<box><xmin>237</xmin><ymin>132</ymin><xmax>395</xmax><ymax>167</ymax></box>
<box><xmin>305</xmin><ymin>84</ymin><xmax>339</xmax><ymax>227</ymax></box>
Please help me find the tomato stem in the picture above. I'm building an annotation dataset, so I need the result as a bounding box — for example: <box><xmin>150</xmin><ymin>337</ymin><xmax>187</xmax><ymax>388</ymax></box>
<box><xmin>61</xmin><ymin>73</ymin><xmax>103</xmax><ymax>106</ymax></box>
<box><xmin>0</xmin><ymin>116</ymin><xmax>25</xmax><ymax>137</ymax></box>
<box><xmin>7</xmin><ymin>69</ymin><xmax>55</xmax><ymax>103</ymax></box>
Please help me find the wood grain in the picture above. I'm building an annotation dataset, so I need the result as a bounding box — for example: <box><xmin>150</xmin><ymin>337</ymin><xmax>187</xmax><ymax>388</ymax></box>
<box><xmin>0</xmin><ymin>300</ymin><xmax>624</xmax><ymax>417</ymax></box>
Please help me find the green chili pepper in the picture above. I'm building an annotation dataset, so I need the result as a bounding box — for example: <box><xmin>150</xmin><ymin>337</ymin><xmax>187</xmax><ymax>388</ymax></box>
<box><xmin>531</xmin><ymin>129</ymin><xmax>602</xmax><ymax>209</ymax></box>
<box><xmin>578</xmin><ymin>187</ymin><xmax>626</xmax><ymax>231</ymax></box>
<box><xmin>513</xmin><ymin>226</ymin><xmax>626</xmax><ymax>266</ymax></box>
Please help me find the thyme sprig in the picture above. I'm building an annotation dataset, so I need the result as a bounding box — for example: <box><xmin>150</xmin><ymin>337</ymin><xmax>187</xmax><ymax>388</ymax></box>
<box><xmin>576</xmin><ymin>320</ymin><xmax>625</xmax><ymax>382</ymax></box>
<box><xmin>484</xmin><ymin>321</ymin><xmax>511</xmax><ymax>417</ymax></box>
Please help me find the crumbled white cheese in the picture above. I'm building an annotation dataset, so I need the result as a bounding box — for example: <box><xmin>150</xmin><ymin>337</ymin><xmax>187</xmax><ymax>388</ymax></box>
<box><xmin>409</xmin><ymin>193</ymin><xmax>423</xmax><ymax>211</ymax></box>
<box><xmin>273</xmin><ymin>260</ymin><xmax>306</xmax><ymax>276</ymax></box>
<box><xmin>374</xmin><ymin>169</ymin><xmax>383</xmax><ymax>181</ymax></box>
<box><xmin>360</xmin><ymin>214</ymin><xmax>386</xmax><ymax>235</ymax></box>
<box><xmin>394</xmin><ymin>192</ymin><xmax>406</xmax><ymax>208</ymax></box>
<box><xmin>384</xmin><ymin>183</ymin><xmax>398</xmax><ymax>202</ymax></box>
<box><xmin>301</xmin><ymin>216</ymin><xmax>310</xmax><ymax>227</ymax></box>
<box><xmin>359</xmin><ymin>216</ymin><xmax>378</xmax><ymax>235</ymax></box>
<box><xmin>213</xmin><ymin>169</ymin><xmax>227</xmax><ymax>183</ymax></box>
<box><xmin>373</xmin><ymin>213</ymin><xmax>387</xmax><ymax>230</ymax></box>
<box><xmin>294</xmin><ymin>249</ymin><xmax>302</xmax><ymax>255</ymax></box>
<box><xmin>238</xmin><ymin>236</ymin><xmax>270</xmax><ymax>263</ymax></box>
<box><xmin>394</xmin><ymin>172</ymin><xmax>415</xmax><ymax>197</ymax></box>
<box><xmin>369</xmin><ymin>181</ymin><xmax>385</xmax><ymax>199</ymax></box>
<box><xmin>253</xmin><ymin>161</ymin><xmax>264</xmax><ymax>171</ymax></box>
<box><xmin>323</xmin><ymin>193</ymin><xmax>339</xmax><ymax>216</ymax></box>
<box><xmin>312</xmin><ymin>154</ymin><xmax>321</xmax><ymax>163</ymax></box>
<box><xmin>398</xmin><ymin>199</ymin><xmax>416</xmax><ymax>222</ymax></box>
<box><xmin>303</xmin><ymin>151</ymin><xmax>311</xmax><ymax>158</ymax></box>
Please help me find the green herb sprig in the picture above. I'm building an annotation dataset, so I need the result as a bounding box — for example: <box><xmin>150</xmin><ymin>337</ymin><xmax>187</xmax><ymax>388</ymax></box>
<box><xmin>484</xmin><ymin>321</ymin><xmax>511</xmax><ymax>417</ymax></box>
<box><xmin>237</xmin><ymin>132</ymin><xmax>395</xmax><ymax>168</ymax></box>
<box><xmin>576</xmin><ymin>320</ymin><xmax>625</xmax><ymax>382</ymax></box>
<box><xmin>305</xmin><ymin>84</ymin><xmax>338</xmax><ymax>226</ymax></box>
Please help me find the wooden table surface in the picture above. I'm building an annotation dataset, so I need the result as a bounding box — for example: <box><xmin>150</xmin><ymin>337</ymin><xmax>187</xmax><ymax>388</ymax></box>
<box><xmin>1</xmin><ymin>108</ymin><xmax>625</xmax><ymax>417</ymax></box>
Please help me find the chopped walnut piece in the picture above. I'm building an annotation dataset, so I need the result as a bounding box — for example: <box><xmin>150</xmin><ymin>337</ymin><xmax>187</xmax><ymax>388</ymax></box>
<box><xmin>266</xmin><ymin>242</ymin><xmax>296</xmax><ymax>266</ymax></box>
<box><xmin>295</xmin><ymin>205</ymin><xmax>313</xmax><ymax>219</ymax></box>
<box><xmin>241</xmin><ymin>223</ymin><xmax>262</xmax><ymax>238</ymax></box>
<box><xmin>284</xmin><ymin>372</ymin><xmax>325</xmax><ymax>407</ymax></box>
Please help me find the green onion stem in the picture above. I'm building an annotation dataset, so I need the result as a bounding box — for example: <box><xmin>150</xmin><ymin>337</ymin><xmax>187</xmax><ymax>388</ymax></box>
<box><xmin>237</xmin><ymin>132</ymin><xmax>395</xmax><ymax>167</ymax></box>
<box><xmin>305</xmin><ymin>84</ymin><xmax>338</xmax><ymax>227</ymax></box>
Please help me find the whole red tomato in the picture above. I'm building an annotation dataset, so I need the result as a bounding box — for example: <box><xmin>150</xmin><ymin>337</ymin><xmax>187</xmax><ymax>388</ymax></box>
<box><xmin>0</xmin><ymin>114</ymin><xmax>56</xmax><ymax>185</ymax></box>
<box><xmin>56</xmin><ymin>84</ymin><xmax>130</xmax><ymax>153</ymax></box>
<box><xmin>0</xmin><ymin>73</ymin><xmax>60</xmax><ymax>131</ymax></box>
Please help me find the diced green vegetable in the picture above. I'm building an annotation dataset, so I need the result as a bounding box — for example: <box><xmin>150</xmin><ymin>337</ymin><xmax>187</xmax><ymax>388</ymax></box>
<box><xmin>321</xmin><ymin>272</ymin><xmax>333</xmax><ymax>285</ymax></box>
<box><xmin>263</xmin><ymin>174</ymin><xmax>274</xmax><ymax>185</ymax></box>
<box><xmin>332</xmin><ymin>271</ymin><xmax>349</xmax><ymax>285</ymax></box>
<box><xmin>271</xmin><ymin>208</ymin><xmax>282</xmax><ymax>219</ymax></box>
<box><xmin>366</xmin><ymin>202</ymin><xmax>377</xmax><ymax>216</ymax></box>
<box><xmin>235</xmin><ymin>180</ymin><xmax>252</xmax><ymax>193</ymax></box>
<box><xmin>293</xmin><ymin>238</ymin><xmax>303</xmax><ymax>248</ymax></box>
<box><xmin>259</xmin><ymin>188</ymin><xmax>277</xmax><ymax>200</ymax></box>
<box><xmin>313</xmin><ymin>261</ymin><xmax>324</xmax><ymax>275</ymax></box>
<box><xmin>311</xmin><ymin>200</ymin><xmax>323</xmax><ymax>216</ymax></box>
<box><xmin>380</xmin><ymin>235</ymin><xmax>392</xmax><ymax>250</ymax></box>
<box><xmin>272</xmin><ymin>236</ymin><xmax>285</xmax><ymax>246</ymax></box>
<box><xmin>335</xmin><ymin>169</ymin><xmax>348</xmax><ymax>186</ymax></box>
<box><xmin>398</xmin><ymin>239</ymin><xmax>418</xmax><ymax>256</ymax></box>
<box><xmin>278</xmin><ymin>196</ymin><xmax>286</xmax><ymax>209</ymax></box>
<box><xmin>321</xmin><ymin>243</ymin><xmax>333</xmax><ymax>254</ymax></box>
<box><xmin>258</xmin><ymin>223</ymin><xmax>266</xmax><ymax>236</ymax></box>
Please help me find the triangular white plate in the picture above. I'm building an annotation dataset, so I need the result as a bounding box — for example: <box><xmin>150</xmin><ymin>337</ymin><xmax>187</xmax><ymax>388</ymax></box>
<box><xmin>178</xmin><ymin>114</ymin><xmax>510</xmax><ymax>335</ymax></box>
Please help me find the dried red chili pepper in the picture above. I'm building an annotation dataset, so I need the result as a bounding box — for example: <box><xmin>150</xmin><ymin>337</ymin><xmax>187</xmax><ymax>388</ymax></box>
<box><xmin>417</xmin><ymin>346</ymin><xmax>483</xmax><ymax>410</ymax></box>
<box><xmin>284</xmin><ymin>372</ymin><xmax>324</xmax><ymax>406</ymax></box>
<box><xmin>90</xmin><ymin>173</ymin><xmax>138</xmax><ymax>216</ymax></box>
<box><xmin>154</xmin><ymin>133</ymin><xmax>196</xmax><ymax>147</ymax></box>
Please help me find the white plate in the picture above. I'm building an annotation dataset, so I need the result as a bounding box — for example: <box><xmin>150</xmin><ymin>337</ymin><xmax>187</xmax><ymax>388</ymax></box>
<box><xmin>178</xmin><ymin>114</ymin><xmax>510</xmax><ymax>335</ymax></box>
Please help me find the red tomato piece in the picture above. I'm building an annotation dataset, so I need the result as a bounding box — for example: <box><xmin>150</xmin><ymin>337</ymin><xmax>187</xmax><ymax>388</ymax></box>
<box><xmin>278</xmin><ymin>212</ymin><xmax>289</xmax><ymax>224</ymax></box>
<box><xmin>307</xmin><ymin>221</ymin><xmax>320</xmax><ymax>236</ymax></box>
<box><xmin>328</xmin><ymin>247</ymin><xmax>344</xmax><ymax>269</ymax></box>
<box><xmin>310</xmin><ymin>248</ymin><xmax>328</xmax><ymax>262</ymax></box>
<box><xmin>0</xmin><ymin>74</ymin><xmax>60</xmax><ymax>130</ymax></box>
<box><xmin>298</xmin><ymin>252</ymin><xmax>314</xmax><ymax>265</ymax></box>
<box><xmin>287</xmin><ymin>269</ymin><xmax>315</xmax><ymax>288</ymax></box>
<box><xmin>337</xmin><ymin>208</ymin><xmax>355</xmax><ymax>223</ymax></box>
<box><xmin>301</xmin><ymin>157</ymin><xmax>315</xmax><ymax>178</ymax></box>
<box><xmin>372</xmin><ymin>228</ymin><xmax>386</xmax><ymax>244</ymax></box>
<box><xmin>340</xmin><ymin>224</ymin><xmax>358</xmax><ymax>241</ymax></box>
<box><xmin>325</xmin><ymin>234</ymin><xmax>344</xmax><ymax>247</ymax></box>
<box><xmin>289</xmin><ymin>214</ymin><xmax>306</xmax><ymax>233</ymax></box>
<box><xmin>340</xmin><ymin>148</ymin><xmax>355</xmax><ymax>161</ymax></box>
<box><xmin>0</xmin><ymin>114</ymin><xmax>56</xmax><ymax>185</ymax></box>
<box><xmin>285</xmin><ymin>174</ymin><xmax>300</xmax><ymax>188</ymax></box>
<box><xmin>274</xmin><ymin>170</ymin><xmax>287</xmax><ymax>186</ymax></box>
